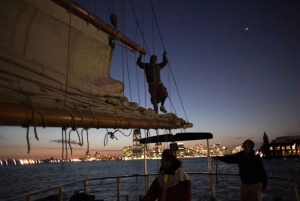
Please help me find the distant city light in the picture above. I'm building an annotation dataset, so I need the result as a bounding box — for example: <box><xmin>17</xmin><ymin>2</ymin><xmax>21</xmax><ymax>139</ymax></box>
<box><xmin>244</xmin><ymin>27</ymin><xmax>249</xmax><ymax>31</ymax></box>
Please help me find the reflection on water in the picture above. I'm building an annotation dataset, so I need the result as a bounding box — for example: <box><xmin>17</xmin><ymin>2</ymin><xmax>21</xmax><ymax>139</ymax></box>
<box><xmin>0</xmin><ymin>158</ymin><xmax>299</xmax><ymax>200</ymax></box>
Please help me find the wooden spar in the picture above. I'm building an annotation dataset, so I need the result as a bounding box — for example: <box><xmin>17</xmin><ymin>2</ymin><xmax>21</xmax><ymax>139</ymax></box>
<box><xmin>0</xmin><ymin>102</ymin><xmax>185</xmax><ymax>129</ymax></box>
<box><xmin>51</xmin><ymin>0</ymin><xmax>146</xmax><ymax>55</ymax></box>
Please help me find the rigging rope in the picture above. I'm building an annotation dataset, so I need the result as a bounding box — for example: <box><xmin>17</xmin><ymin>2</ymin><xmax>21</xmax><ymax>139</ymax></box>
<box><xmin>128</xmin><ymin>0</ymin><xmax>151</xmax><ymax>55</ymax></box>
<box><xmin>104</xmin><ymin>128</ymin><xmax>132</xmax><ymax>146</ymax></box>
<box><xmin>68</xmin><ymin>128</ymin><xmax>83</xmax><ymax>155</ymax></box>
<box><xmin>107</xmin><ymin>0</ymin><xmax>115</xmax><ymax>16</ymax></box>
<box><xmin>148</xmin><ymin>0</ymin><xmax>189</xmax><ymax>123</ymax></box>
<box><xmin>81</xmin><ymin>128</ymin><xmax>90</xmax><ymax>154</ymax></box>
<box><xmin>127</xmin><ymin>0</ymin><xmax>190</xmax><ymax>123</ymax></box>
<box><xmin>134</xmin><ymin>18</ymin><xmax>141</xmax><ymax>105</ymax></box>
<box><xmin>215</xmin><ymin>160</ymin><xmax>229</xmax><ymax>200</ymax></box>
<box><xmin>62</xmin><ymin>128</ymin><xmax>64</xmax><ymax>170</ymax></box>
<box><xmin>64</xmin><ymin>0</ymin><xmax>72</xmax><ymax>109</ymax></box>
<box><xmin>121</xmin><ymin>0</ymin><xmax>133</xmax><ymax>103</ymax></box>
<box><xmin>25</xmin><ymin>96</ymin><xmax>46</xmax><ymax>154</ymax></box>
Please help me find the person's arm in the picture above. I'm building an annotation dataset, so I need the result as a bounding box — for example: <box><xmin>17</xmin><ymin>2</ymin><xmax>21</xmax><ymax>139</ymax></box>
<box><xmin>179</xmin><ymin>180</ymin><xmax>192</xmax><ymax>201</ymax></box>
<box><xmin>259</xmin><ymin>158</ymin><xmax>267</xmax><ymax>191</ymax></box>
<box><xmin>142</xmin><ymin>178</ymin><xmax>160</xmax><ymax>201</ymax></box>
<box><xmin>137</xmin><ymin>54</ymin><xmax>145</xmax><ymax>69</ymax></box>
<box><xmin>177</xmin><ymin>169</ymin><xmax>192</xmax><ymax>201</ymax></box>
<box><xmin>214</xmin><ymin>153</ymin><xmax>239</xmax><ymax>164</ymax></box>
<box><xmin>158</xmin><ymin>51</ymin><xmax>168</xmax><ymax>69</ymax></box>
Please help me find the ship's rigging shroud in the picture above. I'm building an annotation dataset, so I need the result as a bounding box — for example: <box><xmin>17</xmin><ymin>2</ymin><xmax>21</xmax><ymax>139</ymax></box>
<box><xmin>0</xmin><ymin>0</ymin><xmax>189</xmax><ymax>129</ymax></box>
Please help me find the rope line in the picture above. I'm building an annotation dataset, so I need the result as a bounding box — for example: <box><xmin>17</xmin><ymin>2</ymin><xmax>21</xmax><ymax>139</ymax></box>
<box><xmin>149</xmin><ymin>0</ymin><xmax>189</xmax><ymax>123</ymax></box>
<box><xmin>128</xmin><ymin>0</ymin><xmax>151</xmax><ymax>55</ymax></box>
<box><xmin>215</xmin><ymin>160</ymin><xmax>229</xmax><ymax>200</ymax></box>
<box><xmin>81</xmin><ymin>128</ymin><xmax>90</xmax><ymax>153</ymax></box>
<box><xmin>61</xmin><ymin>128</ymin><xmax>65</xmax><ymax>170</ymax></box>
<box><xmin>27</xmin><ymin>97</ymin><xmax>39</xmax><ymax>141</ymax></box>
<box><xmin>65</xmin><ymin>128</ymin><xmax>68</xmax><ymax>161</ymax></box>
<box><xmin>64</xmin><ymin>0</ymin><xmax>72</xmax><ymax>109</ymax></box>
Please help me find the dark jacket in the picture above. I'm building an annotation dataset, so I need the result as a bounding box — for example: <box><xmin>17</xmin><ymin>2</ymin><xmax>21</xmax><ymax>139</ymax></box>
<box><xmin>218</xmin><ymin>150</ymin><xmax>267</xmax><ymax>188</ymax></box>
<box><xmin>142</xmin><ymin>159</ymin><xmax>192</xmax><ymax>201</ymax></box>
<box><xmin>137</xmin><ymin>54</ymin><xmax>168</xmax><ymax>84</ymax></box>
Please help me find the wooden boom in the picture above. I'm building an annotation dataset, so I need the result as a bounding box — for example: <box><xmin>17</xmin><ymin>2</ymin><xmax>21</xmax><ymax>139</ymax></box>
<box><xmin>0</xmin><ymin>102</ymin><xmax>187</xmax><ymax>130</ymax></box>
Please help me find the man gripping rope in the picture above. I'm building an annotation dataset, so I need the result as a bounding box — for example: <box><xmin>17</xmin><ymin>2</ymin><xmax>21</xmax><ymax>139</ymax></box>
<box><xmin>137</xmin><ymin>51</ymin><xmax>168</xmax><ymax>113</ymax></box>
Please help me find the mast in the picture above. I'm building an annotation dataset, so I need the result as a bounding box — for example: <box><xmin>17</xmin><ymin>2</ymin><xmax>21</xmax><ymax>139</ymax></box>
<box><xmin>51</xmin><ymin>0</ymin><xmax>146</xmax><ymax>55</ymax></box>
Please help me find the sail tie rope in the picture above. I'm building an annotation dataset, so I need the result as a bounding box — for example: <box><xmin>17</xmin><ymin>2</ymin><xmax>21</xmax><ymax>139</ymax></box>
<box><xmin>137</xmin><ymin>118</ymin><xmax>143</xmax><ymax>128</ymax></box>
<box><xmin>87</xmin><ymin>13</ymin><xmax>90</xmax><ymax>25</ymax></box>
<box><xmin>64</xmin><ymin>109</ymin><xmax>83</xmax><ymax>155</ymax></box>
<box><xmin>68</xmin><ymin>128</ymin><xmax>82</xmax><ymax>155</ymax></box>
<box><xmin>24</xmin><ymin>96</ymin><xmax>48</xmax><ymax>153</ymax></box>
<box><xmin>124</xmin><ymin>117</ymin><xmax>132</xmax><ymax>129</ymax></box>
<box><xmin>97</xmin><ymin>21</ymin><xmax>102</xmax><ymax>31</ymax></box>
<box><xmin>104</xmin><ymin>128</ymin><xmax>132</xmax><ymax>147</ymax></box>
<box><xmin>114</xmin><ymin>31</ymin><xmax>123</xmax><ymax>41</ymax></box>
<box><xmin>90</xmin><ymin>111</ymin><xmax>96</xmax><ymax>128</ymax></box>
<box><xmin>144</xmin><ymin>119</ymin><xmax>151</xmax><ymax>130</ymax></box>
<box><xmin>111</xmin><ymin>116</ymin><xmax>119</xmax><ymax>128</ymax></box>
<box><xmin>61</xmin><ymin>128</ymin><xmax>73</xmax><ymax>170</ymax></box>
<box><xmin>76</xmin><ymin>110</ymin><xmax>83</xmax><ymax>128</ymax></box>
<box><xmin>87</xmin><ymin>110</ymin><xmax>101</xmax><ymax>129</ymax></box>
<box><xmin>65</xmin><ymin>109</ymin><xmax>76</xmax><ymax>129</ymax></box>
<box><xmin>81</xmin><ymin>128</ymin><xmax>90</xmax><ymax>154</ymax></box>
<box><xmin>153</xmin><ymin>118</ymin><xmax>160</xmax><ymax>130</ymax></box>
<box><xmin>104</xmin><ymin>129</ymin><xmax>119</xmax><ymax>146</ymax></box>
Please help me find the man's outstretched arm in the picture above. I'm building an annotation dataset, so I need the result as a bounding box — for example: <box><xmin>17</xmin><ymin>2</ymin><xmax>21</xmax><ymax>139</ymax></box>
<box><xmin>137</xmin><ymin>54</ymin><xmax>145</xmax><ymax>69</ymax></box>
<box><xmin>159</xmin><ymin>51</ymin><xmax>168</xmax><ymax>68</ymax></box>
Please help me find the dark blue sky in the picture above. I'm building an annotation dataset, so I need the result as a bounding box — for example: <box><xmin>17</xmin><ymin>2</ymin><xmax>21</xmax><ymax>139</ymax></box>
<box><xmin>72</xmin><ymin>0</ymin><xmax>300</xmax><ymax>151</ymax></box>
<box><xmin>1</xmin><ymin>0</ymin><xmax>299</xmax><ymax>158</ymax></box>
<box><xmin>104</xmin><ymin>0</ymin><xmax>300</xmax><ymax>147</ymax></box>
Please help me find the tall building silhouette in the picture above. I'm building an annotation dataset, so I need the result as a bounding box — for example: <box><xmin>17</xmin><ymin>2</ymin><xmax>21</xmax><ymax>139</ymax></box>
<box><xmin>132</xmin><ymin>129</ymin><xmax>142</xmax><ymax>158</ymax></box>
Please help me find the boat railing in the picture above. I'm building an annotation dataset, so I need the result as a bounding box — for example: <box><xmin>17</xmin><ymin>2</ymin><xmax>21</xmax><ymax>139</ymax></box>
<box><xmin>3</xmin><ymin>172</ymin><xmax>299</xmax><ymax>201</ymax></box>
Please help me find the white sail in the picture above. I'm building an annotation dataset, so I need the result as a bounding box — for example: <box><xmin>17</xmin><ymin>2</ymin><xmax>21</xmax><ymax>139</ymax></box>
<box><xmin>0</xmin><ymin>0</ymin><xmax>188</xmax><ymax>129</ymax></box>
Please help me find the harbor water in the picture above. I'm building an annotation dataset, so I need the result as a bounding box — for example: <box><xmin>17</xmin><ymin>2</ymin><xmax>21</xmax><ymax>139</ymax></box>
<box><xmin>0</xmin><ymin>157</ymin><xmax>299</xmax><ymax>201</ymax></box>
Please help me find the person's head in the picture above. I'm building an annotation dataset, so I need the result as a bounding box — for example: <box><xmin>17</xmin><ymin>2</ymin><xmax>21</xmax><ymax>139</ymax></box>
<box><xmin>161</xmin><ymin>149</ymin><xmax>176</xmax><ymax>170</ymax></box>
<box><xmin>242</xmin><ymin>139</ymin><xmax>254</xmax><ymax>154</ymax></box>
<box><xmin>150</xmin><ymin>55</ymin><xmax>157</xmax><ymax>64</ymax></box>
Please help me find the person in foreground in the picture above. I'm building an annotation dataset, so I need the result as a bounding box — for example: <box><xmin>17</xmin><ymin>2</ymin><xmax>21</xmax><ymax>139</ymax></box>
<box><xmin>141</xmin><ymin>149</ymin><xmax>192</xmax><ymax>201</ymax></box>
<box><xmin>214</xmin><ymin>139</ymin><xmax>267</xmax><ymax>201</ymax></box>
<box><xmin>136</xmin><ymin>51</ymin><xmax>168</xmax><ymax>113</ymax></box>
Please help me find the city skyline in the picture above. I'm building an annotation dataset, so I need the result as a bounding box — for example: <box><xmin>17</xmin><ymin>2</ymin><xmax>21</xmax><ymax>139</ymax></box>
<box><xmin>0</xmin><ymin>129</ymin><xmax>277</xmax><ymax>160</ymax></box>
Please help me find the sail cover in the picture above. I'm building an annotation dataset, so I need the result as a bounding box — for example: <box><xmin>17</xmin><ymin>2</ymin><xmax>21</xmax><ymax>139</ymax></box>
<box><xmin>0</xmin><ymin>0</ymin><xmax>188</xmax><ymax>129</ymax></box>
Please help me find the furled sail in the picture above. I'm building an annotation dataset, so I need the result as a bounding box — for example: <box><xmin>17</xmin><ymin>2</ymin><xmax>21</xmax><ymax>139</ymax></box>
<box><xmin>0</xmin><ymin>0</ymin><xmax>189</xmax><ymax>129</ymax></box>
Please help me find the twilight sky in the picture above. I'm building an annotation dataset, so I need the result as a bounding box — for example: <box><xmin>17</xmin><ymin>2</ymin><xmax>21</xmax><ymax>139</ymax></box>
<box><xmin>0</xmin><ymin>0</ymin><xmax>299</xmax><ymax>159</ymax></box>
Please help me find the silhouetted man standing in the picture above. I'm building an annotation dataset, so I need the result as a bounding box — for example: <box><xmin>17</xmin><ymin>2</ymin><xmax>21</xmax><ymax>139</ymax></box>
<box><xmin>214</xmin><ymin>139</ymin><xmax>267</xmax><ymax>201</ymax></box>
<box><xmin>137</xmin><ymin>51</ymin><xmax>168</xmax><ymax>113</ymax></box>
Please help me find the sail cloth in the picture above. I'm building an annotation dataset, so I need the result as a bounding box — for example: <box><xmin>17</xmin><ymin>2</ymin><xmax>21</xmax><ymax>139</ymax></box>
<box><xmin>0</xmin><ymin>0</ymin><xmax>187</xmax><ymax>128</ymax></box>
